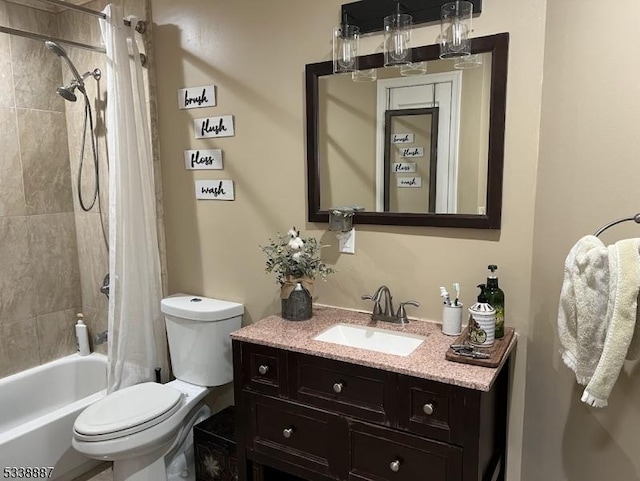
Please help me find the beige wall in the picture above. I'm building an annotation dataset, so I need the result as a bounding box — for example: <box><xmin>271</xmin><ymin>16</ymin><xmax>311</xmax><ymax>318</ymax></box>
<box><xmin>523</xmin><ymin>0</ymin><xmax>640</xmax><ymax>479</ymax></box>
<box><xmin>151</xmin><ymin>1</ymin><xmax>547</xmax><ymax>479</ymax></box>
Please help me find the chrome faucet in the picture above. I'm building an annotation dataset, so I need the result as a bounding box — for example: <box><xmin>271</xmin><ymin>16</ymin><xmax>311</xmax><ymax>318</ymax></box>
<box><xmin>361</xmin><ymin>285</ymin><xmax>420</xmax><ymax>324</ymax></box>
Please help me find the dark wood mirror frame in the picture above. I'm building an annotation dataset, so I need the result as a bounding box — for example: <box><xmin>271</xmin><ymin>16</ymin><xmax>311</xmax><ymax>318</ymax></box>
<box><xmin>306</xmin><ymin>32</ymin><xmax>509</xmax><ymax>229</ymax></box>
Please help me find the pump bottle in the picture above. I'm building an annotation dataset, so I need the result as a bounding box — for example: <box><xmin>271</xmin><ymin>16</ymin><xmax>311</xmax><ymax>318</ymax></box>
<box><xmin>485</xmin><ymin>265</ymin><xmax>505</xmax><ymax>338</ymax></box>
<box><xmin>75</xmin><ymin>313</ymin><xmax>90</xmax><ymax>356</ymax></box>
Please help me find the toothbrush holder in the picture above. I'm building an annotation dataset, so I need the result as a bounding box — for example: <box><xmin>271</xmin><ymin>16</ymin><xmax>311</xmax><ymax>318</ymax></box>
<box><xmin>442</xmin><ymin>304</ymin><xmax>463</xmax><ymax>336</ymax></box>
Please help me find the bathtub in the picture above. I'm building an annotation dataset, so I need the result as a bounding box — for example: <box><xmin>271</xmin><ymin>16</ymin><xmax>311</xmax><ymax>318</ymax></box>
<box><xmin>0</xmin><ymin>353</ymin><xmax>107</xmax><ymax>481</ymax></box>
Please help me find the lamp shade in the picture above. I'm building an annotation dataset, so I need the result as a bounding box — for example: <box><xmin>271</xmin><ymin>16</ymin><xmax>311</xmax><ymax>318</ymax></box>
<box><xmin>440</xmin><ymin>1</ymin><xmax>473</xmax><ymax>59</ymax></box>
<box><xmin>333</xmin><ymin>24</ymin><xmax>360</xmax><ymax>73</ymax></box>
<box><xmin>383</xmin><ymin>12</ymin><xmax>412</xmax><ymax>67</ymax></box>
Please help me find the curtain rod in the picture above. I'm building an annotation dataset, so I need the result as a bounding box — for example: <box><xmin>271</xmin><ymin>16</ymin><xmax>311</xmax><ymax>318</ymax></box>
<box><xmin>0</xmin><ymin>25</ymin><xmax>148</xmax><ymax>65</ymax></box>
<box><xmin>32</xmin><ymin>0</ymin><xmax>147</xmax><ymax>33</ymax></box>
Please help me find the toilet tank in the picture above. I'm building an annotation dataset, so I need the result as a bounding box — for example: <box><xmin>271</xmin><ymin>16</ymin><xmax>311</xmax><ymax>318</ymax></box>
<box><xmin>161</xmin><ymin>294</ymin><xmax>243</xmax><ymax>387</ymax></box>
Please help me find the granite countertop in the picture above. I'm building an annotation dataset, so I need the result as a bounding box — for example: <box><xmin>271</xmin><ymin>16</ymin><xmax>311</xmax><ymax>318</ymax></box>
<box><xmin>231</xmin><ymin>305</ymin><xmax>517</xmax><ymax>392</ymax></box>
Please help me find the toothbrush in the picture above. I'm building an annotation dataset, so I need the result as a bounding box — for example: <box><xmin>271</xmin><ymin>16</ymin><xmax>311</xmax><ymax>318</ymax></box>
<box><xmin>439</xmin><ymin>286</ymin><xmax>451</xmax><ymax>306</ymax></box>
<box><xmin>453</xmin><ymin>283</ymin><xmax>460</xmax><ymax>306</ymax></box>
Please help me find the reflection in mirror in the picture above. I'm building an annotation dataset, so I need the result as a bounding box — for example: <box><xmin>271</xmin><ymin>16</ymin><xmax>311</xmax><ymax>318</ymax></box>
<box><xmin>384</xmin><ymin>108</ymin><xmax>439</xmax><ymax>213</ymax></box>
<box><xmin>307</xmin><ymin>33</ymin><xmax>508</xmax><ymax>229</ymax></box>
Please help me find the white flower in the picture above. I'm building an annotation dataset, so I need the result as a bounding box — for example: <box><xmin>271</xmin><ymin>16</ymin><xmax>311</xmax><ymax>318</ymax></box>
<box><xmin>292</xmin><ymin>252</ymin><xmax>303</xmax><ymax>261</ymax></box>
<box><xmin>288</xmin><ymin>236</ymin><xmax>304</xmax><ymax>249</ymax></box>
<box><xmin>287</xmin><ymin>227</ymin><xmax>299</xmax><ymax>238</ymax></box>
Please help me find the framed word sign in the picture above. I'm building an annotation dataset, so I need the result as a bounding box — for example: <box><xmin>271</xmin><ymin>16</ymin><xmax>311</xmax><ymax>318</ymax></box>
<box><xmin>194</xmin><ymin>115</ymin><xmax>235</xmax><ymax>139</ymax></box>
<box><xmin>397</xmin><ymin>176</ymin><xmax>422</xmax><ymax>188</ymax></box>
<box><xmin>184</xmin><ymin>149</ymin><xmax>223</xmax><ymax>170</ymax></box>
<box><xmin>399</xmin><ymin>147</ymin><xmax>424</xmax><ymax>158</ymax></box>
<box><xmin>392</xmin><ymin>162</ymin><xmax>416</xmax><ymax>173</ymax></box>
<box><xmin>178</xmin><ymin>85</ymin><xmax>216</xmax><ymax>109</ymax></box>
<box><xmin>392</xmin><ymin>133</ymin><xmax>414</xmax><ymax>144</ymax></box>
<box><xmin>195</xmin><ymin>180</ymin><xmax>235</xmax><ymax>200</ymax></box>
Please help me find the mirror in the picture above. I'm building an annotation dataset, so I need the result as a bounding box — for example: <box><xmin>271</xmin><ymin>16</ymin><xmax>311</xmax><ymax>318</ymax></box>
<box><xmin>306</xmin><ymin>33</ymin><xmax>508</xmax><ymax>228</ymax></box>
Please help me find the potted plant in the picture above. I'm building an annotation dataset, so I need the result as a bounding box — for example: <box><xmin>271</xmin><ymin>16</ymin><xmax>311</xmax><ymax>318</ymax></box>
<box><xmin>261</xmin><ymin>227</ymin><xmax>335</xmax><ymax>320</ymax></box>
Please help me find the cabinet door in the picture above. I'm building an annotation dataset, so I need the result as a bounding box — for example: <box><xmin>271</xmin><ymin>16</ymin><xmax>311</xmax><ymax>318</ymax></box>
<box><xmin>291</xmin><ymin>353</ymin><xmax>395</xmax><ymax>424</ymax></box>
<box><xmin>348</xmin><ymin>420</ymin><xmax>463</xmax><ymax>481</ymax></box>
<box><xmin>247</xmin><ymin>393</ymin><xmax>347</xmax><ymax>479</ymax></box>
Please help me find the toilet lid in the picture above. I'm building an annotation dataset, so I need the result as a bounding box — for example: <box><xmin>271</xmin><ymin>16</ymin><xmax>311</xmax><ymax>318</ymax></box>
<box><xmin>74</xmin><ymin>382</ymin><xmax>183</xmax><ymax>440</ymax></box>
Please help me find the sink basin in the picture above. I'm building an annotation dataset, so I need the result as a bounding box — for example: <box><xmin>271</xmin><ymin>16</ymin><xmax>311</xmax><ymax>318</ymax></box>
<box><xmin>313</xmin><ymin>323</ymin><xmax>426</xmax><ymax>356</ymax></box>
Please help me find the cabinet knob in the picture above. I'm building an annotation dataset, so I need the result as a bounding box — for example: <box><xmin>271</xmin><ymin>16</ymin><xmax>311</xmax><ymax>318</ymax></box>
<box><xmin>422</xmin><ymin>403</ymin><xmax>434</xmax><ymax>415</ymax></box>
<box><xmin>333</xmin><ymin>382</ymin><xmax>343</xmax><ymax>393</ymax></box>
<box><xmin>389</xmin><ymin>460</ymin><xmax>401</xmax><ymax>472</ymax></box>
<box><xmin>282</xmin><ymin>427</ymin><xmax>294</xmax><ymax>439</ymax></box>
<box><xmin>258</xmin><ymin>365</ymin><xmax>269</xmax><ymax>375</ymax></box>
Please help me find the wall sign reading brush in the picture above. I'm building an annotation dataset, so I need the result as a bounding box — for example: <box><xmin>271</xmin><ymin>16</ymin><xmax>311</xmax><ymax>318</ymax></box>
<box><xmin>177</xmin><ymin>84</ymin><xmax>216</xmax><ymax>109</ymax></box>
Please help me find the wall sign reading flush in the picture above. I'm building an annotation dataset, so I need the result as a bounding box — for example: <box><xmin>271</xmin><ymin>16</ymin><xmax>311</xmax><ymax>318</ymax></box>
<box><xmin>195</xmin><ymin>180</ymin><xmax>235</xmax><ymax>200</ymax></box>
<box><xmin>194</xmin><ymin>115</ymin><xmax>235</xmax><ymax>139</ymax></box>
<box><xmin>178</xmin><ymin>84</ymin><xmax>216</xmax><ymax>109</ymax></box>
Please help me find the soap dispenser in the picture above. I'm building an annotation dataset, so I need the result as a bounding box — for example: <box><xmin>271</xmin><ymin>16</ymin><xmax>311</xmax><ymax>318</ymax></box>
<box><xmin>468</xmin><ymin>284</ymin><xmax>496</xmax><ymax>346</ymax></box>
<box><xmin>485</xmin><ymin>265</ymin><xmax>505</xmax><ymax>338</ymax></box>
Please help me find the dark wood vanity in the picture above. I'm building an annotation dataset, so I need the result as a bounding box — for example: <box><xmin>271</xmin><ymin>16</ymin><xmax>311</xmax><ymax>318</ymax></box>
<box><xmin>231</xmin><ymin>308</ymin><xmax>514</xmax><ymax>481</ymax></box>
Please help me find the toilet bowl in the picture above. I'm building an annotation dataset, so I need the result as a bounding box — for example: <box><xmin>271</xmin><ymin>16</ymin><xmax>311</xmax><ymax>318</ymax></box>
<box><xmin>72</xmin><ymin>295</ymin><xmax>243</xmax><ymax>481</ymax></box>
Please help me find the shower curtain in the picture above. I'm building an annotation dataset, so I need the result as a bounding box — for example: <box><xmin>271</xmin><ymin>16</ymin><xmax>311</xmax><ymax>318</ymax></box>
<box><xmin>100</xmin><ymin>5</ymin><xmax>168</xmax><ymax>392</ymax></box>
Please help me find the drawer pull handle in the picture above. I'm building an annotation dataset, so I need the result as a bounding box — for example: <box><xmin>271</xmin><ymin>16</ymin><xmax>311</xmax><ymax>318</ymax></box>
<box><xmin>282</xmin><ymin>427</ymin><xmax>294</xmax><ymax>439</ymax></box>
<box><xmin>423</xmin><ymin>403</ymin><xmax>434</xmax><ymax>415</ymax></box>
<box><xmin>389</xmin><ymin>460</ymin><xmax>401</xmax><ymax>472</ymax></box>
<box><xmin>333</xmin><ymin>382</ymin><xmax>343</xmax><ymax>393</ymax></box>
<box><xmin>258</xmin><ymin>365</ymin><xmax>269</xmax><ymax>375</ymax></box>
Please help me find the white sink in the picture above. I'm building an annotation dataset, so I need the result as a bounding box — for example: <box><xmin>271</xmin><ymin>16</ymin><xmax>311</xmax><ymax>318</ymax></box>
<box><xmin>313</xmin><ymin>323</ymin><xmax>426</xmax><ymax>356</ymax></box>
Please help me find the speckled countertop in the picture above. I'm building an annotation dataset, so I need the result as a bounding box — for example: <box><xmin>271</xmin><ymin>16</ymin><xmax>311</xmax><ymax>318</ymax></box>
<box><xmin>231</xmin><ymin>305</ymin><xmax>517</xmax><ymax>391</ymax></box>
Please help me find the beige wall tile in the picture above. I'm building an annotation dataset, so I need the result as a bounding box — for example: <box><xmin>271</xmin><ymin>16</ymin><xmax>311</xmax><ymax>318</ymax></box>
<box><xmin>18</xmin><ymin>109</ymin><xmax>74</xmax><ymax>214</ymax></box>
<box><xmin>0</xmin><ymin>1</ymin><xmax>14</xmax><ymax>109</ymax></box>
<box><xmin>82</xmin><ymin>306</ymin><xmax>108</xmax><ymax>355</ymax></box>
<box><xmin>36</xmin><ymin>307</ymin><xmax>78</xmax><ymax>363</ymax></box>
<box><xmin>0</xmin><ymin>107</ymin><xmax>25</xmax><ymax>216</ymax></box>
<box><xmin>75</xmin><ymin>212</ymin><xmax>108</xmax><ymax>312</ymax></box>
<box><xmin>0</xmin><ymin>216</ymin><xmax>35</xmax><ymax>323</ymax></box>
<box><xmin>27</xmin><ymin>213</ymin><xmax>81</xmax><ymax>315</ymax></box>
<box><xmin>8</xmin><ymin>3</ymin><xmax>65</xmax><ymax>112</ymax></box>
<box><xmin>0</xmin><ymin>318</ymin><xmax>40</xmax><ymax>377</ymax></box>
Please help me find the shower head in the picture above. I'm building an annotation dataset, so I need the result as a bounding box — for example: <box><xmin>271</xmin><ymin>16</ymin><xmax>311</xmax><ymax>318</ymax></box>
<box><xmin>57</xmin><ymin>84</ymin><xmax>78</xmax><ymax>102</ymax></box>
<box><xmin>45</xmin><ymin>40</ymin><xmax>84</xmax><ymax>87</ymax></box>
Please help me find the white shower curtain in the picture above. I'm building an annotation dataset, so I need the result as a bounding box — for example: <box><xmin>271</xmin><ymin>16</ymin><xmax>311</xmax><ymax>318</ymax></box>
<box><xmin>100</xmin><ymin>5</ymin><xmax>169</xmax><ymax>392</ymax></box>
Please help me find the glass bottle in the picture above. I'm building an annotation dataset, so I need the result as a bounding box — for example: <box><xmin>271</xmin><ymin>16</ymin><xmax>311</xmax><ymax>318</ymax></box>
<box><xmin>485</xmin><ymin>264</ymin><xmax>505</xmax><ymax>338</ymax></box>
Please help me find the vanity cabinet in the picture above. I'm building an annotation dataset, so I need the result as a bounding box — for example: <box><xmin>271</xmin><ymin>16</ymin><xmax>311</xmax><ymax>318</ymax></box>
<box><xmin>233</xmin><ymin>340</ymin><xmax>510</xmax><ymax>481</ymax></box>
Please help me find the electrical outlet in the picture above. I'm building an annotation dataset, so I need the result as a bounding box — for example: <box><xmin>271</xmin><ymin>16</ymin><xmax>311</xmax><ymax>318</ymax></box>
<box><xmin>339</xmin><ymin>229</ymin><xmax>355</xmax><ymax>254</ymax></box>
<box><xmin>478</xmin><ymin>206</ymin><xmax>486</xmax><ymax>215</ymax></box>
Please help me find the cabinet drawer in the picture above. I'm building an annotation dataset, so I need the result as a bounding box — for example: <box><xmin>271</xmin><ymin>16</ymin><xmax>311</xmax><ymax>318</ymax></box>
<box><xmin>241</xmin><ymin>343</ymin><xmax>287</xmax><ymax>397</ymax></box>
<box><xmin>291</xmin><ymin>353</ymin><xmax>394</xmax><ymax>424</ymax></box>
<box><xmin>348</xmin><ymin>421</ymin><xmax>462</xmax><ymax>481</ymax></box>
<box><xmin>397</xmin><ymin>375</ymin><xmax>465</xmax><ymax>443</ymax></box>
<box><xmin>248</xmin><ymin>393</ymin><xmax>346</xmax><ymax>479</ymax></box>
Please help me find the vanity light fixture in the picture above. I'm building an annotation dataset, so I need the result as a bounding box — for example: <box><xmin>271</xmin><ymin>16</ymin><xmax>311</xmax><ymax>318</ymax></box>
<box><xmin>439</xmin><ymin>1</ymin><xmax>473</xmax><ymax>59</ymax></box>
<box><xmin>333</xmin><ymin>13</ymin><xmax>360</xmax><ymax>74</ymax></box>
<box><xmin>383</xmin><ymin>1</ymin><xmax>413</xmax><ymax>67</ymax></box>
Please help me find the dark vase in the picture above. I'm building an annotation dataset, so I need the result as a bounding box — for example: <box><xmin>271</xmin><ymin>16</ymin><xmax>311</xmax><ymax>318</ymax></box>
<box><xmin>281</xmin><ymin>282</ymin><xmax>312</xmax><ymax>321</ymax></box>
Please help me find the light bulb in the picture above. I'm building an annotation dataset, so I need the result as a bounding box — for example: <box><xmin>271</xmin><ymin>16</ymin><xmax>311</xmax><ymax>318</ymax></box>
<box><xmin>447</xmin><ymin>20</ymin><xmax>468</xmax><ymax>52</ymax></box>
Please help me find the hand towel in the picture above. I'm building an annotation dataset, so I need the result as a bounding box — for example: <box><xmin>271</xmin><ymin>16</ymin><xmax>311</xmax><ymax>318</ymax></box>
<box><xmin>557</xmin><ymin>235</ymin><xmax>611</xmax><ymax>384</ymax></box>
<box><xmin>581</xmin><ymin>239</ymin><xmax>640</xmax><ymax>407</ymax></box>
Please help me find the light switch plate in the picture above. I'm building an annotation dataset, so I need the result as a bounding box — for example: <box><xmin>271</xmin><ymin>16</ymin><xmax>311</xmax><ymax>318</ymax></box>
<box><xmin>339</xmin><ymin>229</ymin><xmax>355</xmax><ymax>254</ymax></box>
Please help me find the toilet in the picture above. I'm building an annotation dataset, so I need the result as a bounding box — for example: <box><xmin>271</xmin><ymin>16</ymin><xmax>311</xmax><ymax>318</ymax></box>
<box><xmin>72</xmin><ymin>294</ymin><xmax>243</xmax><ymax>481</ymax></box>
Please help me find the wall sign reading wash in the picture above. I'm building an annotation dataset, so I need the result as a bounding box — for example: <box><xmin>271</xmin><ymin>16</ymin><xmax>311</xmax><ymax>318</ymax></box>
<box><xmin>194</xmin><ymin>115</ymin><xmax>235</xmax><ymax>139</ymax></box>
<box><xmin>195</xmin><ymin>180</ymin><xmax>235</xmax><ymax>200</ymax></box>
<box><xmin>184</xmin><ymin>149</ymin><xmax>223</xmax><ymax>170</ymax></box>
<box><xmin>397</xmin><ymin>176</ymin><xmax>422</xmax><ymax>188</ymax></box>
<box><xmin>178</xmin><ymin>85</ymin><xmax>216</xmax><ymax>109</ymax></box>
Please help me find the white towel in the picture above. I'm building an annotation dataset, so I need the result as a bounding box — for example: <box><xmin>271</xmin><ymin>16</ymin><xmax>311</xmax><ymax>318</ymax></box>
<box><xmin>581</xmin><ymin>239</ymin><xmax>640</xmax><ymax>407</ymax></box>
<box><xmin>557</xmin><ymin>235</ymin><xmax>611</xmax><ymax>384</ymax></box>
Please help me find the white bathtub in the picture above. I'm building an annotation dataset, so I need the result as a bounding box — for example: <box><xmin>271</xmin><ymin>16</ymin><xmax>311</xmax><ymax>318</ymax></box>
<box><xmin>0</xmin><ymin>353</ymin><xmax>107</xmax><ymax>481</ymax></box>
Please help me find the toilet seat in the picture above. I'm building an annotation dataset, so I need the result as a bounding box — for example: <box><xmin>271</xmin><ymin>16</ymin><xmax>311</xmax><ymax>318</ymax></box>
<box><xmin>74</xmin><ymin>382</ymin><xmax>183</xmax><ymax>442</ymax></box>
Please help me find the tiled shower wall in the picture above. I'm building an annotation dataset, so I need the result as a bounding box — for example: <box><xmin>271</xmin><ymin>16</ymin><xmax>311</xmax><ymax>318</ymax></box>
<box><xmin>0</xmin><ymin>0</ymin><xmax>165</xmax><ymax>377</ymax></box>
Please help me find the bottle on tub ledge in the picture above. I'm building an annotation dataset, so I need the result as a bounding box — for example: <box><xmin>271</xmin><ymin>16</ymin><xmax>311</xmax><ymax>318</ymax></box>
<box><xmin>75</xmin><ymin>313</ymin><xmax>91</xmax><ymax>356</ymax></box>
<box><xmin>485</xmin><ymin>264</ymin><xmax>505</xmax><ymax>338</ymax></box>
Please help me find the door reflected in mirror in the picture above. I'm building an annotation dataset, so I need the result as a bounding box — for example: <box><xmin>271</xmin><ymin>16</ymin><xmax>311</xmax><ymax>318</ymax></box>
<box><xmin>307</xmin><ymin>33</ymin><xmax>508</xmax><ymax>229</ymax></box>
